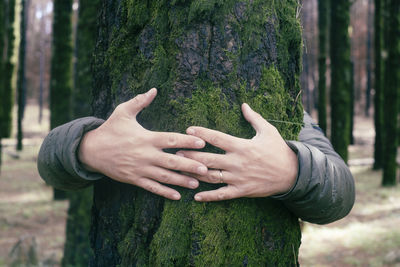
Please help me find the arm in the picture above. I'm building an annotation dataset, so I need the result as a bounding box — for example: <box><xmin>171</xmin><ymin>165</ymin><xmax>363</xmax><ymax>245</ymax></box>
<box><xmin>180</xmin><ymin>105</ymin><xmax>355</xmax><ymax>224</ymax></box>
<box><xmin>273</xmin><ymin>113</ymin><xmax>355</xmax><ymax>224</ymax></box>
<box><xmin>37</xmin><ymin>88</ymin><xmax>209</xmax><ymax>200</ymax></box>
<box><xmin>37</xmin><ymin>117</ymin><xmax>106</xmax><ymax>190</ymax></box>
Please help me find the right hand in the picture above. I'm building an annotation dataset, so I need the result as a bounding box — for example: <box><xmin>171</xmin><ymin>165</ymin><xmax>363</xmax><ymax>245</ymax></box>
<box><xmin>78</xmin><ymin>88</ymin><xmax>208</xmax><ymax>200</ymax></box>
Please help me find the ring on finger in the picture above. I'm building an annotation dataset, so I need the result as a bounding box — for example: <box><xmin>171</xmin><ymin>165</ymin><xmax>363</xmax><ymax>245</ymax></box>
<box><xmin>219</xmin><ymin>170</ymin><xmax>224</xmax><ymax>183</ymax></box>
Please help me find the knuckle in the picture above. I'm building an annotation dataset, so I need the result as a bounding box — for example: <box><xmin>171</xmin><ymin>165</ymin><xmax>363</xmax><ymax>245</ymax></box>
<box><xmin>210</xmin><ymin>135</ymin><xmax>220</xmax><ymax>146</ymax></box>
<box><xmin>167</xmin><ymin>135</ymin><xmax>178</xmax><ymax>147</ymax></box>
<box><xmin>209</xmin><ymin>172</ymin><xmax>220</xmax><ymax>183</ymax></box>
<box><xmin>159</xmin><ymin>172</ymin><xmax>170</xmax><ymax>184</ymax></box>
<box><xmin>145</xmin><ymin>184</ymin><xmax>158</xmax><ymax>194</ymax></box>
<box><xmin>166</xmin><ymin>157</ymin><xmax>178</xmax><ymax>169</ymax></box>
<box><xmin>218</xmin><ymin>192</ymin><xmax>226</xmax><ymax>200</ymax></box>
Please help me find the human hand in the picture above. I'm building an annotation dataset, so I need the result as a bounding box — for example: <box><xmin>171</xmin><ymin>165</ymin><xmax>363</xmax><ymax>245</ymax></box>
<box><xmin>177</xmin><ymin>103</ymin><xmax>299</xmax><ymax>202</ymax></box>
<box><xmin>78</xmin><ymin>88</ymin><xmax>208</xmax><ymax>200</ymax></box>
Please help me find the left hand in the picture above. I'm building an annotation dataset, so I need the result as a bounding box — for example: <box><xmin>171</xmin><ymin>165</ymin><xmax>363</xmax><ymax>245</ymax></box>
<box><xmin>177</xmin><ymin>103</ymin><xmax>299</xmax><ymax>202</ymax></box>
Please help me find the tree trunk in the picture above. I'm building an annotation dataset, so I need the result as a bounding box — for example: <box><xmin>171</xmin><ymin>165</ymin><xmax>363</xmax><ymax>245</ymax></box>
<box><xmin>0</xmin><ymin>0</ymin><xmax>16</xmax><ymax>171</ymax></box>
<box><xmin>373</xmin><ymin>0</ymin><xmax>384</xmax><ymax>170</ymax></box>
<box><xmin>89</xmin><ymin>1</ymin><xmax>303</xmax><ymax>265</ymax></box>
<box><xmin>16</xmin><ymin>0</ymin><xmax>29</xmax><ymax>151</ymax></box>
<box><xmin>349</xmin><ymin>61</ymin><xmax>355</xmax><ymax>145</ymax></box>
<box><xmin>365</xmin><ymin>0</ymin><xmax>373</xmax><ymax>117</ymax></box>
<box><xmin>330</xmin><ymin>0</ymin><xmax>351</xmax><ymax>162</ymax></box>
<box><xmin>382</xmin><ymin>0</ymin><xmax>399</xmax><ymax>186</ymax></box>
<box><xmin>50</xmin><ymin>0</ymin><xmax>73</xmax><ymax>200</ymax></box>
<box><xmin>318</xmin><ymin>0</ymin><xmax>329</xmax><ymax>134</ymax></box>
<box><xmin>0</xmin><ymin>0</ymin><xmax>16</xmax><ymax>139</ymax></box>
<box><xmin>62</xmin><ymin>0</ymin><xmax>100</xmax><ymax>266</ymax></box>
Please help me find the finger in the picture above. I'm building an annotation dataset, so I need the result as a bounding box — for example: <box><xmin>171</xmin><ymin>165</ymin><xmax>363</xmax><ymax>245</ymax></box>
<box><xmin>155</xmin><ymin>153</ymin><xmax>208</xmax><ymax>176</ymax></box>
<box><xmin>142</xmin><ymin>166</ymin><xmax>199</xmax><ymax>189</ymax></box>
<box><xmin>177</xmin><ymin>150</ymin><xmax>229</xmax><ymax>170</ymax></box>
<box><xmin>136</xmin><ymin>178</ymin><xmax>181</xmax><ymax>200</ymax></box>
<box><xmin>124</xmin><ymin>88</ymin><xmax>158</xmax><ymax>117</ymax></box>
<box><xmin>241</xmin><ymin>103</ymin><xmax>268</xmax><ymax>134</ymax></box>
<box><xmin>188</xmin><ymin>169</ymin><xmax>232</xmax><ymax>184</ymax></box>
<box><xmin>152</xmin><ymin>132</ymin><xmax>205</xmax><ymax>149</ymax></box>
<box><xmin>194</xmin><ymin>185</ymin><xmax>241</xmax><ymax>202</ymax></box>
<box><xmin>186</xmin><ymin>126</ymin><xmax>242</xmax><ymax>151</ymax></box>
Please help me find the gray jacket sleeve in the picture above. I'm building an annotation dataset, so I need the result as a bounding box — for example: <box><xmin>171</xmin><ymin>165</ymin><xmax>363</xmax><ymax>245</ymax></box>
<box><xmin>273</xmin><ymin>112</ymin><xmax>355</xmax><ymax>224</ymax></box>
<box><xmin>37</xmin><ymin>117</ymin><xmax>105</xmax><ymax>190</ymax></box>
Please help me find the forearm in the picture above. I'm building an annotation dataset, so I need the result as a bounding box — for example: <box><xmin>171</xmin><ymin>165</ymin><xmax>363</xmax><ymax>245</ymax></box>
<box><xmin>37</xmin><ymin>117</ymin><xmax>105</xmax><ymax>190</ymax></box>
<box><xmin>274</xmin><ymin>114</ymin><xmax>355</xmax><ymax>224</ymax></box>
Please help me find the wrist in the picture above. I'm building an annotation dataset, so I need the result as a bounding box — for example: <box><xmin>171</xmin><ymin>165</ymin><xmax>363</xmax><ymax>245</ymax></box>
<box><xmin>78</xmin><ymin>130</ymin><xmax>99</xmax><ymax>173</ymax></box>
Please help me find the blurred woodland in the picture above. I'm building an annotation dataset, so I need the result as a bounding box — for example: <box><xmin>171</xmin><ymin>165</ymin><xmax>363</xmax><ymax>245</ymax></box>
<box><xmin>0</xmin><ymin>0</ymin><xmax>399</xmax><ymax>266</ymax></box>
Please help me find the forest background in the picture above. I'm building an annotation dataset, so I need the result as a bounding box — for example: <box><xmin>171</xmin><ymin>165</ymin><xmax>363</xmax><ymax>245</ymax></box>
<box><xmin>0</xmin><ymin>0</ymin><xmax>399</xmax><ymax>266</ymax></box>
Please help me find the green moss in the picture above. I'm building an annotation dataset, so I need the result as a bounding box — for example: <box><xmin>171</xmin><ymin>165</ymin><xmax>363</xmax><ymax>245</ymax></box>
<box><xmin>96</xmin><ymin>0</ymin><xmax>303</xmax><ymax>265</ymax></box>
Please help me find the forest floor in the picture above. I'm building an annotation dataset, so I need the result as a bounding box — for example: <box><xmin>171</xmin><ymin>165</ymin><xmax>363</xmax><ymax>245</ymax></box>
<box><xmin>0</xmin><ymin>104</ymin><xmax>399</xmax><ymax>266</ymax></box>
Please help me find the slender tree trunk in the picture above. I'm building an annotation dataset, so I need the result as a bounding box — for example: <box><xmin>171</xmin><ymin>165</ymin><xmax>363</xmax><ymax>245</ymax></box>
<box><xmin>373</xmin><ymin>0</ymin><xmax>384</xmax><ymax>169</ymax></box>
<box><xmin>330</xmin><ymin>0</ymin><xmax>351</xmax><ymax>162</ymax></box>
<box><xmin>318</xmin><ymin>0</ymin><xmax>329</xmax><ymax>133</ymax></box>
<box><xmin>382</xmin><ymin>0</ymin><xmax>400</xmax><ymax>186</ymax></box>
<box><xmin>90</xmin><ymin>1</ymin><xmax>303</xmax><ymax>265</ymax></box>
<box><xmin>0</xmin><ymin>0</ymin><xmax>16</xmax><ymax>171</ymax></box>
<box><xmin>365</xmin><ymin>0</ymin><xmax>373</xmax><ymax>117</ymax></box>
<box><xmin>17</xmin><ymin>0</ymin><xmax>29</xmax><ymax>151</ymax></box>
<box><xmin>62</xmin><ymin>0</ymin><xmax>100</xmax><ymax>266</ymax></box>
<box><xmin>349</xmin><ymin>61</ymin><xmax>355</xmax><ymax>145</ymax></box>
<box><xmin>50</xmin><ymin>0</ymin><xmax>73</xmax><ymax>200</ymax></box>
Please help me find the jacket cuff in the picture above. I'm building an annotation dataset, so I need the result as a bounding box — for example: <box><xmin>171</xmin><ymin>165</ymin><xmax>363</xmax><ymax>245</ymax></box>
<box><xmin>59</xmin><ymin>117</ymin><xmax>105</xmax><ymax>181</ymax></box>
<box><xmin>271</xmin><ymin>140</ymin><xmax>312</xmax><ymax>201</ymax></box>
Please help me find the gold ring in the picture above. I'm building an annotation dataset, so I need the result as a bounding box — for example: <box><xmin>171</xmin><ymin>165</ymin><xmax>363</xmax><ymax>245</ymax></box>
<box><xmin>219</xmin><ymin>170</ymin><xmax>224</xmax><ymax>183</ymax></box>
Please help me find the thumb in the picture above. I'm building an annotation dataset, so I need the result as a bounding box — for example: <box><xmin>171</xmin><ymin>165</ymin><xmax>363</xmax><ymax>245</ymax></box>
<box><xmin>125</xmin><ymin>88</ymin><xmax>157</xmax><ymax>117</ymax></box>
<box><xmin>241</xmin><ymin>103</ymin><xmax>267</xmax><ymax>134</ymax></box>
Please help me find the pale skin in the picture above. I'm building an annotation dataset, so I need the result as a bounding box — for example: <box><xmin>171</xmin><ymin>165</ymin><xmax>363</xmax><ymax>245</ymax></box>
<box><xmin>79</xmin><ymin>88</ymin><xmax>298</xmax><ymax>201</ymax></box>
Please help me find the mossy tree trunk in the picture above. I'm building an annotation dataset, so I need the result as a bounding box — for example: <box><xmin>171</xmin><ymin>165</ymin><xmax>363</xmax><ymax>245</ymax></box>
<box><xmin>318</xmin><ymin>0</ymin><xmax>330</xmax><ymax>134</ymax></box>
<box><xmin>62</xmin><ymin>0</ymin><xmax>100</xmax><ymax>266</ymax></box>
<box><xmin>50</xmin><ymin>0</ymin><xmax>73</xmax><ymax>200</ymax></box>
<box><xmin>90</xmin><ymin>1</ymin><xmax>303</xmax><ymax>265</ymax></box>
<box><xmin>373</xmin><ymin>0</ymin><xmax>384</xmax><ymax>170</ymax></box>
<box><xmin>0</xmin><ymin>0</ymin><xmax>16</xmax><ymax>171</ymax></box>
<box><xmin>330</xmin><ymin>0</ymin><xmax>351</xmax><ymax>162</ymax></box>
<box><xmin>382</xmin><ymin>0</ymin><xmax>399</xmax><ymax>186</ymax></box>
<box><xmin>16</xmin><ymin>0</ymin><xmax>29</xmax><ymax>151</ymax></box>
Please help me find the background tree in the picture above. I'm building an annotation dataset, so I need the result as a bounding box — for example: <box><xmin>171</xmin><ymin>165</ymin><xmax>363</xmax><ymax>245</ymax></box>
<box><xmin>318</xmin><ymin>0</ymin><xmax>329</xmax><ymax>133</ymax></box>
<box><xmin>0</xmin><ymin>0</ymin><xmax>16</xmax><ymax>170</ymax></box>
<box><xmin>61</xmin><ymin>0</ymin><xmax>100</xmax><ymax>265</ymax></box>
<box><xmin>382</xmin><ymin>0</ymin><xmax>399</xmax><ymax>186</ymax></box>
<box><xmin>373</xmin><ymin>0</ymin><xmax>384</xmax><ymax>169</ymax></box>
<box><xmin>16</xmin><ymin>0</ymin><xmax>30</xmax><ymax>151</ymax></box>
<box><xmin>330</xmin><ymin>0</ymin><xmax>351</xmax><ymax>162</ymax></box>
<box><xmin>89</xmin><ymin>1</ymin><xmax>303</xmax><ymax>265</ymax></box>
<box><xmin>49</xmin><ymin>0</ymin><xmax>73</xmax><ymax>199</ymax></box>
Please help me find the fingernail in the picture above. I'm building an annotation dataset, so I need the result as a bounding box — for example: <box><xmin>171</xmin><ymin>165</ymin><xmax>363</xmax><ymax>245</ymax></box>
<box><xmin>195</xmin><ymin>195</ymin><xmax>202</xmax><ymax>201</ymax></box>
<box><xmin>176</xmin><ymin>152</ymin><xmax>185</xmax><ymax>157</ymax></box>
<box><xmin>173</xmin><ymin>193</ymin><xmax>181</xmax><ymax>200</ymax></box>
<box><xmin>197</xmin><ymin>166</ymin><xmax>207</xmax><ymax>174</ymax></box>
<box><xmin>195</xmin><ymin>140</ymin><xmax>205</xmax><ymax>148</ymax></box>
<box><xmin>189</xmin><ymin>180</ymin><xmax>198</xmax><ymax>188</ymax></box>
<box><xmin>187</xmin><ymin>128</ymin><xmax>195</xmax><ymax>135</ymax></box>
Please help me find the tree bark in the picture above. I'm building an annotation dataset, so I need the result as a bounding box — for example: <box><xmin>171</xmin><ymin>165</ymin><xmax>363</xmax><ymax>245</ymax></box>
<box><xmin>50</xmin><ymin>0</ymin><xmax>73</xmax><ymax>200</ymax></box>
<box><xmin>330</xmin><ymin>0</ymin><xmax>351</xmax><ymax>162</ymax></box>
<box><xmin>90</xmin><ymin>1</ymin><xmax>303</xmax><ymax>265</ymax></box>
<box><xmin>16</xmin><ymin>0</ymin><xmax>29</xmax><ymax>151</ymax></box>
<box><xmin>318</xmin><ymin>0</ymin><xmax>329</xmax><ymax>134</ymax></box>
<box><xmin>373</xmin><ymin>0</ymin><xmax>384</xmax><ymax>170</ymax></box>
<box><xmin>382</xmin><ymin>0</ymin><xmax>399</xmax><ymax>186</ymax></box>
<box><xmin>62</xmin><ymin>0</ymin><xmax>101</xmax><ymax>266</ymax></box>
<box><xmin>0</xmin><ymin>0</ymin><xmax>16</xmax><ymax>171</ymax></box>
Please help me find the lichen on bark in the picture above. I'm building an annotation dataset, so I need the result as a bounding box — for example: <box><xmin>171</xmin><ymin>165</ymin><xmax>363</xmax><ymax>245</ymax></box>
<box><xmin>90</xmin><ymin>1</ymin><xmax>303</xmax><ymax>266</ymax></box>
